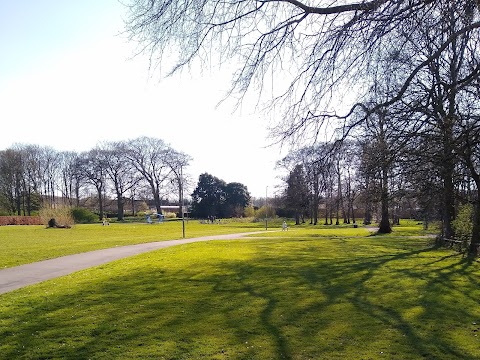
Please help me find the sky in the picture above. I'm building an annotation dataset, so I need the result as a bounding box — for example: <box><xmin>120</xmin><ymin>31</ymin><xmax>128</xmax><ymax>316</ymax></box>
<box><xmin>0</xmin><ymin>0</ymin><xmax>286</xmax><ymax>198</ymax></box>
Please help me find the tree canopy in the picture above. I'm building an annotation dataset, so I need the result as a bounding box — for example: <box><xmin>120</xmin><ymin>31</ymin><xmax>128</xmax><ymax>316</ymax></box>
<box><xmin>125</xmin><ymin>0</ymin><xmax>480</xmax><ymax>142</ymax></box>
<box><xmin>191</xmin><ymin>173</ymin><xmax>251</xmax><ymax>218</ymax></box>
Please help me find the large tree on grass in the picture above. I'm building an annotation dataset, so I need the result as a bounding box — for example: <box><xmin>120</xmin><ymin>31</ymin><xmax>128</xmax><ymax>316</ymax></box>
<box><xmin>100</xmin><ymin>141</ymin><xmax>142</xmax><ymax>221</ymax></box>
<box><xmin>191</xmin><ymin>173</ymin><xmax>250</xmax><ymax>218</ymax></box>
<box><xmin>225</xmin><ymin>182</ymin><xmax>251</xmax><ymax>217</ymax></box>
<box><xmin>77</xmin><ymin>149</ymin><xmax>107</xmax><ymax>220</ymax></box>
<box><xmin>191</xmin><ymin>173</ymin><xmax>227</xmax><ymax>218</ymax></box>
<box><xmin>124</xmin><ymin>136</ymin><xmax>177</xmax><ymax>215</ymax></box>
<box><xmin>285</xmin><ymin>164</ymin><xmax>310</xmax><ymax>225</ymax></box>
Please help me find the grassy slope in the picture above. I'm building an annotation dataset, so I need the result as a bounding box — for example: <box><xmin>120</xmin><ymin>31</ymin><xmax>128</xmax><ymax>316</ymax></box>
<box><xmin>0</xmin><ymin>221</ymin><xmax>479</xmax><ymax>359</ymax></box>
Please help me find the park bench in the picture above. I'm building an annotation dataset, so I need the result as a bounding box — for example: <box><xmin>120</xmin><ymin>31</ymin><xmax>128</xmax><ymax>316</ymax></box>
<box><xmin>442</xmin><ymin>238</ymin><xmax>480</xmax><ymax>255</ymax></box>
<box><xmin>442</xmin><ymin>238</ymin><xmax>464</xmax><ymax>251</ymax></box>
<box><xmin>443</xmin><ymin>238</ymin><xmax>463</xmax><ymax>247</ymax></box>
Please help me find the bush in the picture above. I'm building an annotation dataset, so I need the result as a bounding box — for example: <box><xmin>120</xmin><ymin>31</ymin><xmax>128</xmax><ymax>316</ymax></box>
<box><xmin>39</xmin><ymin>206</ymin><xmax>74</xmax><ymax>228</ymax></box>
<box><xmin>164</xmin><ymin>212</ymin><xmax>177</xmax><ymax>219</ymax></box>
<box><xmin>71</xmin><ymin>207</ymin><xmax>97</xmax><ymax>224</ymax></box>
<box><xmin>244</xmin><ymin>205</ymin><xmax>255</xmax><ymax>218</ymax></box>
<box><xmin>254</xmin><ymin>206</ymin><xmax>276</xmax><ymax>220</ymax></box>
<box><xmin>452</xmin><ymin>203</ymin><xmax>473</xmax><ymax>248</ymax></box>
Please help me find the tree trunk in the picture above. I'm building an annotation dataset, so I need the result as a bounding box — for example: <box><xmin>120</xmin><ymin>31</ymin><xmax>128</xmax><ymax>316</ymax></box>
<box><xmin>363</xmin><ymin>172</ymin><xmax>372</xmax><ymax>225</ymax></box>
<box><xmin>97</xmin><ymin>187</ymin><xmax>104</xmax><ymax>220</ymax></box>
<box><xmin>462</xmin><ymin>137</ymin><xmax>480</xmax><ymax>256</ymax></box>
<box><xmin>470</xmin><ymin>198</ymin><xmax>480</xmax><ymax>257</ymax></box>
<box><xmin>27</xmin><ymin>186</ymin><xmax>32</xmax><ymax>216</ymax></box>
<box><xmin>351</xmin><ymin>201</ymin><xmax>356</xmax><ymax>224</ymax></box>
<box><xmin>329</xmin><ymin>200</ymin><xmax>333</xmax><ymax>225</ymax></box>
<box><xmin>75</xmin><ymin>182</ymin><xmax>80</xmax><ymax>207</ymax></box>
<box><xmin>378</xmin><ymin>166</ymin><xmax>392</xmax><ymax>234</ymax></box>
<box><xmin>313</xmin><ymin>173</ymin><xmax>319</xmax><ymax>225</ymax></box>
<box><xmin>336</xmin><ymin>163</ymin><xmax>343</xmax><ymax>225</ymax></box>
<box><xmin>15</xmin><ymin>180</ymin><xmax>21</xmax><ymax>216</ymax></box>
<box><xmin>151</xmin><ymin>182</ymin><xmax>162</xmax><ymax>214</ymax></box>
<box><xmin>466</xmin><ymin>166</ymin><xmax>480</xmax><ymax>257</ymax></box>
<box><xmin>117</xmin><ymin>193</ymin><xmax>124</xmax><ymax>221</ymax></box>
<box><xmin>335</xmin><ymin>200</ymin><xmax>340</xmax><ymax>225</ymax></box>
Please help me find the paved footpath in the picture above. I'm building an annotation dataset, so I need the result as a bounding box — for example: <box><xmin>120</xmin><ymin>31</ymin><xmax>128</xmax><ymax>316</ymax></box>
<box><xmin>0</xmin><ymin>231</ymin><xmax>267</xmax><ymax>295</ymax></box>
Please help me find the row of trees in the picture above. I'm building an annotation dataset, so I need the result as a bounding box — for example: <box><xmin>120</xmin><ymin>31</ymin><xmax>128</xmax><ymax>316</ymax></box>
<box><xmin>0</xmin><ymin>137</ymin><xmax>190</xmax><ymax>220</ymax></box>
<box><xmin>124</xmin><ymin>0</ymin><xmax>480</xmax><ymax>255</ymax></box>
<box><xmin>278</xmin><ymin>142</ymin><xmax>421</xmax><ymax>229</ymax></box>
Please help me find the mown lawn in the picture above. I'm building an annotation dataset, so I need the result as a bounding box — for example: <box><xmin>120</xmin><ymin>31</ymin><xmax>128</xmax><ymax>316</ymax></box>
<box><xmin>0</xmin><ymin>219</ymin><xmax>375</xmax><ymax>269</ymax></box>
<box><xmin>0</xmin><ymin>220</ymin><xmax>271</xmax><ymax>269</ymax></box>
<box><xmin>0</xmin><ymin>221</ymin><xmax>479</xmax><ymax>359</ymax></box>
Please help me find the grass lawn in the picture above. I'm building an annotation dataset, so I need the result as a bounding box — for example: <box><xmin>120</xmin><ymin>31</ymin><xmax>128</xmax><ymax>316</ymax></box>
<box><xmin>0</xmin><ymin>220</ymin><xmax>274</xmax><ymax>269</ymax></box>
<box><xmin>0</xmin><ymin>221</ymin><xmax>479</xmax><ymax>359</ymax></box>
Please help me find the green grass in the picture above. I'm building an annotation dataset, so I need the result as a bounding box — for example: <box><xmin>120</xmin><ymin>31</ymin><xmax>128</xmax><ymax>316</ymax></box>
<box><xmin>0</xmin><ymin>221</ymin><xmax>479</xmax><ymax>359</ymax></box>
<box><xmin>0</xmin><ymin>219</ymin><xmax>375</xmax><ymax>269</ymax></box>
<box><xmin>0</xmin><ymin>220</ymin><xmax>269</xmax><ymax>268</ymax></box>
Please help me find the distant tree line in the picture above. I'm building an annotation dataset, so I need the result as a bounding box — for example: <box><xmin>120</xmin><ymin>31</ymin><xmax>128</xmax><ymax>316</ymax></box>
<box><xmin>0</xmin><ymin>137</ymin><xmax>191</xmax><ymax>220</ymax></box>
<box><xmin>0</xmin><ymin>137</ymin><xmax>254</xmax><ymax>222</ymax></box>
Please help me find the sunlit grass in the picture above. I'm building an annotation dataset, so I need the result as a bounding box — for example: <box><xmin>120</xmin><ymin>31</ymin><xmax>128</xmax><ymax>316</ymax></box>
<box><xmin>0</xmin><ymin>231</ymin><xmax>479</xmax><ymax>359</ymax></box>
<box><xmin>0</xmin><ymin>220</ymin><xmax>270</xmax><ymax>268</ymax></box>
<box><xmin>0</xmin><ymin>219</ymin><xmax>382</xmax><ymax>269</ymax></box>
<box><xmin>254</xmin><ymin>226</ymin><xmax>374</xmax><ymax>238</ymax></box>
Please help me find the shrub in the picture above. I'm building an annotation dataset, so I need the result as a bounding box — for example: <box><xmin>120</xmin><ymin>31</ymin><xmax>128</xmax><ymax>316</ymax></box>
<box><xmin>452</xmin><ymin>203</ymin><xmax>473</xmax><ymax>248</ymax></box>
<box><xmin>244</xmin><ymin>205</ymin><xmax>255</xmax><ymax>218</ymax></box>
<box><xmin>164</xmin><ymin>212</ymin><xmax>177</xmax><ymax>219</ymax></box>
<box><xmin>71</xmin><ymin>207</ymin><xmax>97</xmax><ymax>224</ymax></box>
<box><xmin>254</xmin><ymin>206</ymin><xmax>276</xmax><ymax>220</ymax></box>
<box><xmin>39</xmin><ymin>206</ymin><xmax>74</xmax><ymax>228</ymax></box>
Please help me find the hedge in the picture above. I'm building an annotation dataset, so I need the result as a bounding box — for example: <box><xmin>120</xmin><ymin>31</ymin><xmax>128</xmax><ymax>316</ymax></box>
<box><xmin>0</xmin><ymin>216</ymin><xmax>42</xmax><ymax>226</ymax></box>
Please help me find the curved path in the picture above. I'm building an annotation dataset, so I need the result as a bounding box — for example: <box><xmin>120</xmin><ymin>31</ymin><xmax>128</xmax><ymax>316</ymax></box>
<box><xmin>0</xmin><ymin>231</ymin><xmax>267</xmax><ymax>295</ymax></box>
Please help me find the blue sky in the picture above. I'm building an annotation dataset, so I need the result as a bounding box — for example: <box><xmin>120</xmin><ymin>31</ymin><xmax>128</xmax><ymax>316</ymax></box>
<box><xmin>0</xmin><ymin>1</ymin><xmax>284</xmax><ymax>198</ymax></box>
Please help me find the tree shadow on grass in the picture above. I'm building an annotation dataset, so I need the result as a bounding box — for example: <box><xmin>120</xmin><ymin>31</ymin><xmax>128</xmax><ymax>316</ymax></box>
<box><xmin>1</xmin><ymin>241</ymin><xmax>479</xmax><ymax>359</ymax></box>
<box><xmin>290</xmin><ymin>246</ymin><xmax>479</xmax><ymax>359</ymax></box>
<box><xmin>210</xmin><ymin>243</ymin><xmax>480</xmax><ymax>359</ymax></box>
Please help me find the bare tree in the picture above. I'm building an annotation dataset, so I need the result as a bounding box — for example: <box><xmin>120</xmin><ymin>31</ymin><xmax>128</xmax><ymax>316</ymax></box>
<box><xmin>277</xmin><ymin>143</ymin><xmax>345</xmax><ymax>225</ymax></box>
<box><xmin>163</xmin><ymin>147</ymin><xmax>192</xmax><ymax>217</ymax></box>
<box><xmin>100</xmin><ymin>141</ymin><xmax>142</xmax><ymax>221</ymax></box>
<box><xmin>125</xmin><ymin>1</ymin><xmax>480</xmax><ymax>143</ymax></box>
<box><xmin>360</xmin><ymin>109</ymin><xmax>395</xmax><ymax>233</ymax></box>
<box><xmin>36</xmin><ymin>146</ymin><xmax>60</xmax><ymax>208</ymax></box>
<box><xmin>14</xmin><ymin>144</ymin><xmax>42</xmax><ymax>215</ymax></box>
<box><xmin>58</xmin><ymin>151</ymin><xmax>83</xmax><ymax>207</ymax></box>
<box><xmin>77</xmin><ymin>149</ymin><xmax>107</xmax><ymax>220</ymax></box>
<box><xmin>0</xmin><ymin>149</ymin><xmax>23</xmax><ymax>214</ymax></box>
<box><xmin>124</xmin><ymin>136</ymin><xmax>178</xmax><ymax>214</ymax></box>
<box><xmin>382</xmin><ymin>1</ymin><xmax>480</xmax><ymax>251</ymax></box>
